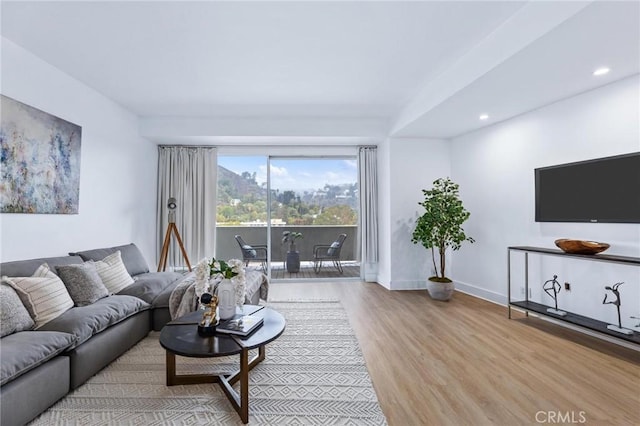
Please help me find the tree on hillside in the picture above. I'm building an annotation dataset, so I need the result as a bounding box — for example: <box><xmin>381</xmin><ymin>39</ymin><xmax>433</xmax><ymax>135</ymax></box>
<box><xmin>314</xmin><ymin>205</ymin><xmax>357</xmax><ymax>225</ymax></box>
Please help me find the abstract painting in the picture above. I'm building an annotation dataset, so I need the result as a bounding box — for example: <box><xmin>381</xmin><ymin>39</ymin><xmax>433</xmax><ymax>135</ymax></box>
<box><xmin>0</xmin><ymin>95</ymin><xmax>81</xmax><ymax>214</ymax></box>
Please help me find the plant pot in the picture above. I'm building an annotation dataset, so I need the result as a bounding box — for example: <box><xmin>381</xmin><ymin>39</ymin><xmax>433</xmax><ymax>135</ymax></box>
<box><xmin>286</xmin><ymin>251</ymin><xmax>300</xmax><ymax>273</ymax></box>
<box><xmin>426</xmin><ymin>277</ymin><xmax>454</xmax><ymax>301</ymax></box>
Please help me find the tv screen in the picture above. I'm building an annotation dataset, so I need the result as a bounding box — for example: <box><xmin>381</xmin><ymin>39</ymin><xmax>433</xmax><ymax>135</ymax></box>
<box><xmin>535</xmin><ymin>152</ymin><xmax>640</xmax><ymax>223</ymax></box>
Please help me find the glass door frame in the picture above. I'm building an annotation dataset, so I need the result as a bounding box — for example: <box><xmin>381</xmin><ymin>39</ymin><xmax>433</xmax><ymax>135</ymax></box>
<box><xmin>265</xmin><ymin>155</ymin><xmax>360</xmax><ymax>281</ymax></box>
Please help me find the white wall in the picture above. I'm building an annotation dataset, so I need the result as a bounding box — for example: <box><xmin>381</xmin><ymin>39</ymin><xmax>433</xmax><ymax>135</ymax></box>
<box><xmin>0</xmin><ymin>38</ymin><xmax>158</xmax><ymax>264</ymax></box>
<box><xmin>381</xmin><ymin>137</ymin><xmax>451</xmax><ymax>290</ymax></box>
<box><xmin>450</xmin><ymin>75</ymin><xmax>640</xmax><ymax>327</ymax></box>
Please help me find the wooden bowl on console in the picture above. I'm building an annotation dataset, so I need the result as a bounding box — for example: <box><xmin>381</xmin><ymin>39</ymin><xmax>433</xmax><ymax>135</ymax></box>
<box><xmin>554</xmin><ymin>239</ymin><xmax>610</xmax><ymax>255</ymax></box>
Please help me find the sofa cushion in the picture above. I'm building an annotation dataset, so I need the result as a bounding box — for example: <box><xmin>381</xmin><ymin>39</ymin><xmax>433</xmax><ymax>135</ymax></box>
<box><xmin>37</xmin><ymin>295</ymin><xmax>150</xmax><ymax>348</ymax></box>
<box><xmin>90</xmin><ymin>251</ymin><xmax>134</xmax><ymax>294</ymax></box>
<box><xmin>0</xmin><ymin>330</ymin><xmax>76</xmax><ymax>385</ymax></box>
<box><xmin>3</xmin><ymin>264</ymin><xmax>74</xmax><ymax>328</ymax></box>
<box><xmin>56</xmin><ymin>263</ymin><xmax>110</xmax><ymax>306</ymax></box>
<box><xmin>0</xmin><ymin>255</ymin><xmax>83</xmax><ymax>278</ymax></box>
<box><xmin>71</xmin><ymin>243</ymin><xmax>149</xmax><ymax>276</ymax></box>
<box><xmin>152</xmin><ymin>278</ymin><xmax>182</xmax><ymax>309</ymax></box>
<box><xmin>118</xmin><ymin>271</ymin><xmax>184</xmax><ymax>305</ymax></box>
<box><xmin>0</xmin><ymin>284</ymin><xmax>35</xmax><ymax>337</ymax></box>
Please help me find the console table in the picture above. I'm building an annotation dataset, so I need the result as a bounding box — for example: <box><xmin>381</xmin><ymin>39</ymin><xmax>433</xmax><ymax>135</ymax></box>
<box><xmin>507</xmin><ymin>246</ymin><xmax>640</xmax><ymax>345</ymax></box>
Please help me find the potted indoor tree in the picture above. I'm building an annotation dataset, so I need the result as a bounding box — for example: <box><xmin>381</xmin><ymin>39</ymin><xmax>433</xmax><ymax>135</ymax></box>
<box><xmin>411</xmin><ymin>178</ymin><xmax>474</xmax><ymax>300</ymax></box>
<box><xmin>282</xmin><ymin>231</ymin><xmax>303</xmax><ymax>273</ymax></box>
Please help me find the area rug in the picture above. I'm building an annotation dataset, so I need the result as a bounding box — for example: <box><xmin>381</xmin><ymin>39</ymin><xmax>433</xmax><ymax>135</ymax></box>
<box><xmin>30</xmin><ymin>301</ymin><xmax>387</xmax><ymax>425</ymax></box>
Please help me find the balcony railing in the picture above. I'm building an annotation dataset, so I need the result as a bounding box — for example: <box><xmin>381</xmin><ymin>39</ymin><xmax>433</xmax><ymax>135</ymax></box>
<box><xmin>215</xmin><ymin>225</ymin><xmax>358</xmax><ymax>263</ymax></box>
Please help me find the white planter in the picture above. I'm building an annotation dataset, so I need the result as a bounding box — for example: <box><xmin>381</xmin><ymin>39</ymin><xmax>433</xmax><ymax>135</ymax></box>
<box><xmin>426</xmin><ymin>279</ymin><xmax>454</xmax><ymax>301</ymax></box>
<box><xmin>218</xmin><ymin>279</ymin><xmax>236</xmax><ymax>319</ymax></box>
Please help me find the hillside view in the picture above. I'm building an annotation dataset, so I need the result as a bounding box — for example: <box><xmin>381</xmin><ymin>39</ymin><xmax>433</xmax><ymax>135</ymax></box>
<box><xmin>217</xmin><ymin>165</ymin><xmax>358</xmax><ymax>226</ymax></box>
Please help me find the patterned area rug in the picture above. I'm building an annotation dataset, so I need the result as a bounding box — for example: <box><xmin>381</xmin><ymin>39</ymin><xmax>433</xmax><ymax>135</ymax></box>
<box><xmin>30</xmin><ymin>301</ymin><xmax>387</xmax><ymax>425</ymax></box>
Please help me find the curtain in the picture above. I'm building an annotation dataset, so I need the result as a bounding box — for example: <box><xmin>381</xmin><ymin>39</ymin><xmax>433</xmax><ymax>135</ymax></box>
<box><xmin>358</xmin><ymin>146</ymin><xmax>378</xmax><ymax>282</ymax></box>
<box><xmin>157</xmin><ymin>146</ymin><xmax>217</xmax><ymax>270</ymax></box>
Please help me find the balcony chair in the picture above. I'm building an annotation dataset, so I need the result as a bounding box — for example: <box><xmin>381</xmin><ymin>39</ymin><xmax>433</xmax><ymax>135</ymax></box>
<box><xmin>313</xmin><ymin>233</ymin><xmax>347</xmax><ymax>274</ymax></box>
<box><xmin>234</xmin><ymin>235</ymin><xmax>267</xmax><ymax>272</ymax></box>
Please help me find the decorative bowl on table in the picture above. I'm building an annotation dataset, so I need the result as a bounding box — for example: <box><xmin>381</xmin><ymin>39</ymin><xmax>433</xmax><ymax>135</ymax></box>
<box><xmin>554</xmin><ymin>239</ymin><xmax>610</xmax><ymax>255</ymax></box>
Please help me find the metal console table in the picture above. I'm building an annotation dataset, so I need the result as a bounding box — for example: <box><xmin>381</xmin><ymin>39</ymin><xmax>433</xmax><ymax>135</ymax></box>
<box><xmin>507</xmin><ymin>246</ymin><xmax>640</xmax><ymax>345</ymax></box>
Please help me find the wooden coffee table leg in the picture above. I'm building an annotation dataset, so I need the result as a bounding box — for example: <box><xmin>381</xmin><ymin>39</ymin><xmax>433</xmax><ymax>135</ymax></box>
<box><xmin>166</xmin><ymin>346</ymin><xmax>264</xmax><ymax>424</ymax></box>
<box><xmin>166</xmin><ymin>351</ymin><xmax>176</xmax><ymax>385</ymax></box>
<box><xmin>229</xmin><ymin>345</ymin><xmax>266</xmax><ymax>385</ymax></box>
<box><xmin>239</xmin><ymin>347</ymin><xmax>249</xmax><ymax>423</ymax></box>
<box><xmin>165</xmin><ymin>350</ymin><xmax>218</xmax><ymax>386</ymax></box>
<box><xmin>218</xmin><ymin>347</ymin><xmax>250</xmax><ymax>423</ymax></box>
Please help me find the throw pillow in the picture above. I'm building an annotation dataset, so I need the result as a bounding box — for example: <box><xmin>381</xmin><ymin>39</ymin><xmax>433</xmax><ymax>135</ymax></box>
<box><xmin>3</xmin><ymin>263</ymin><xmax>74</xmax><ymax>328</ymax></box>
<box><xmin>56</xmin><ymin>263</ymin><xmax>109</xmax><ymax>307</ymax></box>
<box><xmin>91</xmin><ymin>251</ymin><xmax>134</xmax><ymax>294</ymax></box>
<box><xmin>71</xmin><ymin>243</ymin><xmax>149</xmax><ymax>276</ymax></box>
<box><xmin>327</xmin><ymin>241</ymin><xmax>340</xmax><ymax>256</ymax></box>
<box><xmin>0</xmin><ymin>284</ymin><xmax>35</xmax><ymax>337</ymax></box>
<box><xmin>242</xmin><ymin>245</ymin><xmax>257</xmax><ymax>258</ymax></box>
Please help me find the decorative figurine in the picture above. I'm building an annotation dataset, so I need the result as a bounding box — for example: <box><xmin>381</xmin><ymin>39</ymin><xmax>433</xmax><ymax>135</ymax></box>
<box><xmin>543</xmin><ymin>274</ymin><xmax>567</xmax><ymax>316</ymax></box>
<box><xmin>197</xmin><ymin>292</ymin><xmax>218</xmax><ymax>336</ymax></box>
<box><xmin>602</xmin><ymin>282</ymin><xmax>633</xmax><ymax>335</ymax></box>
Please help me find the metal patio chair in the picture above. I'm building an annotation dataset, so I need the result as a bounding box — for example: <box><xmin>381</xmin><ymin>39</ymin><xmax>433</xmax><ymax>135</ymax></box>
<box><xmin>313</xmin><ymin>233</ymin><xmax>347</xmax><ymax>274</ymax></box>
<box><xmin>234</xmin><ymin>235</ymin><xmax>267</xmax><ymax>272</ymax></box>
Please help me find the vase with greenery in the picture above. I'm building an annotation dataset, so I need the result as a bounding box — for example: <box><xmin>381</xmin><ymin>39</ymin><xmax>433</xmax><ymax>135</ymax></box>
<box><xmin>282</xmin><ymin>231</ymin><xmax>303</xmax><ymax>273</ymax></box>
<box><xmin>411</xmin><ymin>178</ymin><xmax>474</xmax><ymax>300</ymax></box>
<box><xmin>282</xmin><ymin>231</ymin><xmax>303</xmax><ymax>252</ymax></box>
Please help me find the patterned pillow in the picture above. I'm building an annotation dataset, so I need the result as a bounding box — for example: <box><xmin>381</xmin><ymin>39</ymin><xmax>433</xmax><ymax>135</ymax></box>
<box><xmin>90</xmin><ymin>251</ymin><xmax>134</xmax><ymax>294</ymax></box>
<box><xmin>0</xmin><ymin>284</ymin><xmax>35</xmax><ymax>337</ymax></box>
<box><xmin>56</xmin><ymin>263</ymin><xmax>109</xmax><ymax>306</ymax></box>
<box><xmin>3</xmin><ymin>264</ymin><xmax>74</xmax><ymax>328</ymax></box>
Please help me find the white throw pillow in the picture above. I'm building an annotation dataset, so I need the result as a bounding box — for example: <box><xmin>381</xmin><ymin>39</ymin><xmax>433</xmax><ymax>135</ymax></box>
<box><xmin>91</xmin><ymin>251</ymin><xmax>134</xmax><ymax>294</ymax></box>
<box><xmin>3</xmin><ymin>263</ymin><xmax>74</xmax><ymax>328</ymax></box>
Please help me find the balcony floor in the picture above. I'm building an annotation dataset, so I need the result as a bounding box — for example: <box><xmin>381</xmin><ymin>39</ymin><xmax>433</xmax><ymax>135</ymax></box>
<box><xmin>247</xmin><ymin>261</ymin><xmax>360</xmax><ymax>280</ymax></box>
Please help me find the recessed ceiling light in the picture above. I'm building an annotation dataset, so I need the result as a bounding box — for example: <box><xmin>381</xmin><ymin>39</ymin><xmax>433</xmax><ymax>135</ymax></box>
<box><xmin>479</xmin><ymin>114</ymin><xmax>489</xmax><ymax>121</ymax></box>
<box><xmin>593</xmin><ymin>67</ymin><xmax>610</xmax><ymax>76</ymax></box>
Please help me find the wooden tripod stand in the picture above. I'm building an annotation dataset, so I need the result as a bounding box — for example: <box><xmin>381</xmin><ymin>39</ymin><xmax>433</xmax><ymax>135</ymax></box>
<box><xmin>158</xmin><ymin>216</ymin><xmax>192</xmax><ymax>272</ymax></box>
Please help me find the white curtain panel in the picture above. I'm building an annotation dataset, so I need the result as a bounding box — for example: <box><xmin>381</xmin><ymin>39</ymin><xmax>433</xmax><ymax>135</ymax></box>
<box><xmin>157</xmin><ymin>146</ymin><xmax>217</xmax><ymax>269</ymax></box>
<box><xmin>358</xmin><ymin>146</ymin><xmax>379</xmax><ymax>282</ymax></box>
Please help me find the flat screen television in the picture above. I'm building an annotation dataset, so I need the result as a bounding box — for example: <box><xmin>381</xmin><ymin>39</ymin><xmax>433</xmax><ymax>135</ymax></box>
<box><xmin>535</xmin><ymin>152</ymin><xmax>640</xmax><ymax>223</ymax></box>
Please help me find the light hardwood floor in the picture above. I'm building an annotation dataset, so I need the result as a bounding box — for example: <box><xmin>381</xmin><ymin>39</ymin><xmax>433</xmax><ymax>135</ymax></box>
<box><xmin>269</xmin><ymin>281</ymin><xmax>640</xmax><ymax>426</ymax></box>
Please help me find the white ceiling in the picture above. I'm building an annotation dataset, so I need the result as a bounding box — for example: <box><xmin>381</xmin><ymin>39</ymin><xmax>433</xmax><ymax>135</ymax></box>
<box><xmin>1</xmin><ymin>1</ymin><xmax>639</xmax><ymax>141</ymax></box>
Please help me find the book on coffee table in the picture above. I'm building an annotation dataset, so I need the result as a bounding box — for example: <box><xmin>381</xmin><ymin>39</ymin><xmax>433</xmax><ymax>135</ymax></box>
<box><xmin>217</xmin><ymin>309</ymin><xmax>264</xmax><ymax>337</ymax></box>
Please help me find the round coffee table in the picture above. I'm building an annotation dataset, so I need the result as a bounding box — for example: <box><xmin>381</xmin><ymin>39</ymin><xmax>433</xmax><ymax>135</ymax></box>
<box><xmin>159</xmin><ymin>306</ymin><xmax>285</xmax><ymax>424</ymax></box>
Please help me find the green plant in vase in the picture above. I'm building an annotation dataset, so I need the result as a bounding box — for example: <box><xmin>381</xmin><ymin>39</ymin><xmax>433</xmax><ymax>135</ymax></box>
<box><xmin>282</xmin><ymin>231</ymin><xmax>303</xmax><ymax>252</ymax></box>
<box><xmin>411</xmin><ymin>178</ymin><xmax>474</xmax><ymax>300</ymax></box>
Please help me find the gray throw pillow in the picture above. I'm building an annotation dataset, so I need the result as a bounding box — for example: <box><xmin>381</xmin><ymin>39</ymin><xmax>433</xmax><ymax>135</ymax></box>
<box><xmin>327</xmin><ymin>242</ymin><xmax>340</xmax><ymax>256</ymax></box>
<box><xmin>56</xmin><ymin>263</ymin><xmax>109</xmax><ymax>307</ymax></box>
<box><xmin>242</xmin><ymin>245</ymin><xmax>257</xmax><ymax>258</ymax></box>
<box><xmin>0</xmin><ymin>284</ymin><xmax>35</xmax><ymax>337</ymax></box>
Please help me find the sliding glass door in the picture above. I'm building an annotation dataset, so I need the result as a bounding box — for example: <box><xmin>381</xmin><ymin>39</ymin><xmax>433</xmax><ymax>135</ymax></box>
<box><xmin>215</xmin><ymin>155</ymin><xmax>359</xmax><ymax>280</ymax></box>
<box><xmin>268</xmin><ymin>157</ymin><xmax>359</xmax><ymax>279</ymax></box>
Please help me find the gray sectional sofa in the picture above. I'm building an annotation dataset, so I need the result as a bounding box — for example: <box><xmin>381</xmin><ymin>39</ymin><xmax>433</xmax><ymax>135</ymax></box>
<box><xmin>0</xmin><ymin>243</ymin><xmax>186</xmax><ymax>426</ymax></box>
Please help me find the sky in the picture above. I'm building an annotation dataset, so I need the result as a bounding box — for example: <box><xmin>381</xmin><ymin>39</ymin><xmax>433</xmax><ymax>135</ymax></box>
<box><xmin>218</xmin><ymin>156</ymin><xmax>357</xmax><ymax>193</ymax></box>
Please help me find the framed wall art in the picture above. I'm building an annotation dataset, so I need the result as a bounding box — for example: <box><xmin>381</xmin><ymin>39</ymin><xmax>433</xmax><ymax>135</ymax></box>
<box><xmin>0</xmin><ymin>95</ymin><xmax>82</xmax><ymax>214</ymax></box>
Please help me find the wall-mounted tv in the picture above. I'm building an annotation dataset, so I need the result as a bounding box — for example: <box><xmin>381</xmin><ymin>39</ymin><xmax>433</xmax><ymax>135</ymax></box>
<box><xmin>535</xmin><ymin>152</ymin><xmax>640</xmax><ymax>223</ymax></box>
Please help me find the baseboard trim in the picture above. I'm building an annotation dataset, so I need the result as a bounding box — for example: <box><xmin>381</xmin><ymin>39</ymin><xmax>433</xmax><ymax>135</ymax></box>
<box><xmin>390</xmin><ymin>280</ymin><xmax>427</xmax><ymax>291</ymax></box>
<box><xmin>454</xmin><ymin>280</ymin><xmax>507</xmax><ymax>306</ymax></box>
